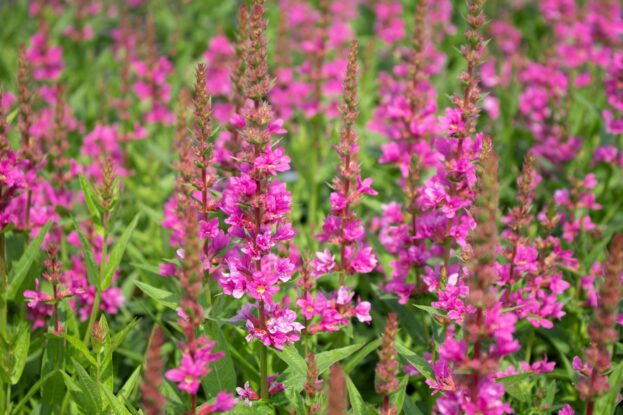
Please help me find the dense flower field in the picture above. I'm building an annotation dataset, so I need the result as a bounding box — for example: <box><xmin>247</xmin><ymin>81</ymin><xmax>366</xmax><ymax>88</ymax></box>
<box><xmin>1</xmin><ymin>0</ymin><xmax>622</xmax><ymax>414</ymax></box>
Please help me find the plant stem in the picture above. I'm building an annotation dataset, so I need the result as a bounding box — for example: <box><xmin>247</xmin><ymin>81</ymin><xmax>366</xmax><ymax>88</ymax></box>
<box><xmin>84</xmin><ymin>290</ymin><xmax>102</xmax><ymax>345</ymax></box>
<box><xmin>84</xmin><ymin>224</ymin><xmax>108</xmax><ymax>345</ymax></box>
<box><xmin>525</xmin><ymin>327</ymin><xmax>535</xmax><ymax>363</ymax></box>
<box><xmin>259</xmin><ymin>344</ymin><xmax>269</xmax><ymax>401</ymax></box>
<box><xmin>0</xmin><ymin>232</ymin><xmax>7</xmax><ymax>338</ymax></box>
<box><xmin>0</xmin><ymin>233</ymin><xmax>6</xmax><ymax>413</ymax></box>
<box><xmin>259</xmin><ymin>301</ymin><xmax>269</xmax><ymax>401</ymax></box>
<box><xmin>204</xmin><ymin>271</ymin><xmax>213</xmax><ymax>309</ymax></box>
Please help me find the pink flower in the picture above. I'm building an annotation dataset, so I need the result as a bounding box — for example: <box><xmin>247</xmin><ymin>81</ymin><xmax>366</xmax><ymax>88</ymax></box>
<box><xmin>558</xmin><ymin>404</ymin><xmax>574</xmax><ymax>415</ymax></box>
<box><xmin>198</xmin><ymin>391</ymin><xmax>237</xmax><ymax>414</ymax></box>
<box><xmin>354</xmin><ymin>300</ymin><xmax>371</xmax><ymax>323</ymax></box>
<box><xmin>165</xmin><ymin>353</ymin><xmax>208</xmax><ymax>395</ymax></box>
<box><xmin>350</xmin><ymin>245</ymin><xmax>378</xmax><ymax>273</ymax></box>
<box><xmin>236</xmin><ymin>381</ymin><xmax>259</xmax><ymax>406</ymax></box>
<box><xmin>310</xmin><ymin>249</ymin><xmax>336</xmax><ymax>276</ymax></box>
<box><xmin>24</xmin><ymin>279</ymin><xmax>53</xmax><ymax>308</ymax></box>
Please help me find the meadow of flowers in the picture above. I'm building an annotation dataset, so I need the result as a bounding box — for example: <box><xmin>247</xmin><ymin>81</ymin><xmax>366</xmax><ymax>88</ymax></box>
<box><xmin>0</xmin><ymin>0</ymin><xmax>622</xmax><ymax>414</ymax></box>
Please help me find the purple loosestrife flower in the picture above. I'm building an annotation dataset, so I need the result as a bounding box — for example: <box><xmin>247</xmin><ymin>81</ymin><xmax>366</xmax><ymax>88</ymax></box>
<box><xmin>235</xmin><ymin>375</ymin><xmax>284</xmax><ymax>406</ymax></box>
<box><xmin>0</xmin><ymin>90</ymin><xmax>25</xmax><ymax>229</ymax></box>
<box><xmin>197</xmin><ymin>392</ymin><xmax>236</xmax><ymax>414</ymax></box>
<box><xmin>132</xmin><ymin>15</ymin><xmax>173</xmax><ymax>125</ymax></box>
<box><xmin>375</xmin><ymin>313</ymin><xmax>399</xmax><ymax>415</ymax></box>
<box><xmin>598</xmin><ymin>52</ymin><xmax>623</xmax><ymax>167</ymax></box>
<box><xmin>372</xmin><ymin>1</ymin><xmax>444</xmax><ymax>303</ymax></box>
<box><xmin>302</xmin><ymin>41</ymin><xmax>374</xmax><ymax>334</ymax></box>
<box><xmin>23</xmin><ymin>243</ymin><xmax>78</xmax><ymax>333</ymax></box>
<box><xmin>553</xmin><ymin>174</ymin><xmax>601</xmax><ymax>244</ymax></box>
<box><xmin>271</xmin><ymin>0</ymin><xmax>356</xmax><ymax>120</ymax></box>
<box><xmin>369</xmin><ymin>0</ymin><xmax>442</xmax><ymax>177</ymax></box>
<box><xmin>162</xmin><ymin>71</ymin><xmax>230</xmax><ymax>285</ymax></box>
<box><xmin>142</xmin><ymin>327</ymin><xmax>166</xmax><ymax>415</ymax></box>
<box><xmin>315</xmin><ymin>40</ymin><xmax>377</xmax><ymax>280</ymax></box>
<box><xmin>218</xmin><ymin>0</ymin><xmax>301</xmax><ymax>351</ymax></box>
<box><xmin>215</xmin><ymin>5</ymin><xmax>249</xmax><ymax>173</ymax></box>
<box><xmin>430</xmin><ymin>139</ymin><xmax>517</xmax><ymax>415</ymax></box>
<box><xmin>411</xmin><ymin>0</ymin><xmax>487</xmax><ymax>323</ymax></box>
<box><xmin>373</xmin><ymin>1</ymin><xmax>404</xmax><ymax>45</ymax></box>
<box><xmin>165</xmin><ymin>201</ymin><xmax>234</xmax><ymax>413</ymax></box>
<box><xmin>498</xmin><ymin>153</ymin><xmax>573</xmax><ymax>330</ymax></box>
<box><xmin>577</xmin><ymin>235</ymin><xmax>623</xmax><ymax>414</ymax></box>
<box><xmin>26</xmin><ymin>27</ymin><xmax>64</xmax><ymax>81</ymax></box>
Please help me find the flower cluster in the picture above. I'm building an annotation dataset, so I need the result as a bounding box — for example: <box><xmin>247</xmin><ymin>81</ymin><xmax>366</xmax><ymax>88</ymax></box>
<box><xmin>164</xmin><ymin>202</ymin><xmax>234</xmax><ymax>413</ymax></box>
<box><xmin>218</xmin><ymin>0</ymin><xmax>301</xmax><ymax>352</ymax></box>
<box><xmin>132</xmin><ymin>15</ymin><xmax>174</xmax><ymax>125</ymax></box>
<box><xmin>375</xmin><ymin>313</ymin><xmax>399</xmax><ymax>415</ymax></box>
<box><xmin>575</xmin><ymin>234</ymin><xmax>623</xmax><ymax>414</ymax></box>
<box><xmin>298</xmin><ymin>41</ymin><xmax>374</xmax><ymax>334</ymax></box>
<box><xmin>499</xmin><ymin>154</ymin><xmax>574</xmax><ymax>329</ymax></box>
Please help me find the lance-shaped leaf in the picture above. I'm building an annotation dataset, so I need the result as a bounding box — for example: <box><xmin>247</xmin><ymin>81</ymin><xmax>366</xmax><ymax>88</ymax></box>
<box><xmin>8</xmin><ymin>221</ymin><xmax>52</xmax><ymax>299</ymax></box>
<box><xmin>9</xmin><ymin>323</ymin><xmax>31</xmax><ymax>384</ymax></box>
<box><xmin>79</xmin><ymin>174</ymin><xmax>104</xmax><ymax>234</ymax></box>
<box><xmin>395</xmin><ymin>343</ymin><xmax>434</xmax><ymax>380</ymax></box>
<box><xmin>102</xmin><ymin>213</ymin><xmax>140</xmax><ymax>290</ymax></box>
<box><xmin>73</xmin><ymin>219</ymin><xmax>100</xmax><ymax>290</ymax></box>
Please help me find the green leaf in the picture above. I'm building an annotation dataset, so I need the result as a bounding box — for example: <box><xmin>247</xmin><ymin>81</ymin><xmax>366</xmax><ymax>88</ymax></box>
<box><xmin>413</xmin><ymin>304</ymin><xmax>447</xmax><ymax>317</ymax></box>
<box><xmin>274</xmin><ymin>345</ymin><xmax>307</xmax><ymax>391</ymax></box>
<box><xmin>544</xmin><ymin>380</ymin><xmax>557</xmax><ymax>407</ymax></box>
<box><xmin>63</xmin><ymin>370</ymin><xmax>96</xmax><ymax>414</ymax></box>
<box><xmin>119</xmin><ymin>365</ymin><xmax>142</xmax><ymax>402</ymax></box>
<box><xmin>98</xmin><ymin>315</ymin><xmax>114</xmax><ymax>392</ymax></box>
<box><xmin>346</xmin><ymin>375</ymin><xmax>365</xmax><ymax>415</ymax></box>
<box><xmin>8</xmin><ymin>221</ymin><xmax>52</xmax><ymax>299</ymax></box>
<box><xmin>134</xmin><ymin>280</ymin><xmax>177</xmax><ymax>310</ymax></box>
<box><xmin>231</xmin><ymin>403</ymin><xmax>274</xmax><ymax>414</ymax></box>
<box><xmin>594</xmin><ymin>361</ymin><xmax>623</xmax><ymax>413</ymax></box>
<box><xmin>6</xmin><ymin>108</ymin><xmax>18</xmax><ymax>124</ymax></box>
<box><xmin>64</xmin><ymin>334</ymin><xmax>98</xmax><ymax>367</ymax></box>
<box><xmin>498</xmin><ymin>372</ymin><xmax>533</xmax><ymax>403</ymax></box>
<box><xmin>74</xmin><ymin>219</ymin><xmax>100</xmax><ymax>290</ymax></box>
<box><xmin>111</xmin><ymin>318</ymin><xmax>140</xmax><ymax>351</ymax></box>
<box><xmin>9</xmin><ymin>323</ymin><xmax>30</xmax><ymax>384</ymax></box>
<box><xmin>395</xmin><ymin>343</ymin><xmax>434</xmax><ymax>380</ymax></box>
<box><xmin>71</xmin><ymin>357</ymin><xmax>103</xmax><ymax>413</ymax></box>
<box><xmin>161</xmin><ymin>378</ymin><xmax>183</xmax><ymax>405</ymax></box>
<box><xmin>390</xmin><ymin>376</ymin><xmax>409</xmax><ymax>413</ymax></box>
<box><xmin>202</xmin><ymin>324</ymin><xmax>236</xmax><ymax>396</ymax></box>
<box><xmin>12</xmin><ymin>370</ymin><xmax>57</xmax><ymax>413</ymax></box>
<box><xmin>102</xmin><ymin>213</ymin><xmax>140</xmax><ymax>290</ymax></box>
<box><xmin>102</xmin><ymin>387</ymin><xmax>131</xmax><ymax>415</ymax></box>
<box><xmin>41</xmin><ymin>335</ymin><xmax>66</xmax><ymax>411</ymax></box>
<box><xmin>79</xmin><ymin>174</ymin><xmax>103</xmax><ymax>233</ymax></box>
<box><xmin>343</xmin><ymin>339</ymin><xmax>381</xmax><ymax>373</ymax></box>
<box><xmin>403</xmin><ymin>397</ymin><xmax>425</xmax><ymax>415</ymax></box>
<box><xmin>496</xmin><ymin>372</ymin><xmax>533</xmax><ymax>386</ymax></box>
<box><xmin>316</xmin><ymin>343</ymin><xmax>364</xmax><ymax>374</ymax></box>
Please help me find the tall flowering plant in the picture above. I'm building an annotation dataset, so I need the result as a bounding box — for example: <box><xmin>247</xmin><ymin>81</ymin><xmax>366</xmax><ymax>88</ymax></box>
<box><xmin>299</xmin><ymin>40</ymin><xmax>375</xmax><ymax>335</ymax></box>
<box><xmin>218</xmin><ymin>0</ymin><xmax>301</xmax><ymax>401</ymax></box>
<box><xmin>0</xmin><ymin>1</ymin><xmax>623</xmax><ymax>414</ymax></box>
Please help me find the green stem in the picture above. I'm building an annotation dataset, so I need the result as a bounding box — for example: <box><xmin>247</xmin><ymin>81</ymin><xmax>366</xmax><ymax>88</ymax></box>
<box><xmin>259</xmin><ymin>345</ymin><xmax>269</xmax><ymax>401</ymax></box>
<box><xmin>307</xmin><ymin>118</ymin><xmax>322</xmax><ymax>240</ymax></box>
<box><xmin>204</xmin><ymin>270</ymin><xmax>212</xmax><ymax>310</ymax></box>
<box><xmin>84</xmin><ymin>290</ymin><xmax>102</xmax><ymax>345</ymax></box>
<box><xmin>0</xmin><ymin>232</ymin><xmax>7</xmax><ymax>338</ymax></box>
<box><xmin>525</xmin><ymin>327</ymin><xmax>535</xmax><ymax>363</ymax></box>
<box><xmin>0</xmin><ymin>233</ymin><xmax>7</xmax><ymax>413</ymax></box>
<box><xmin>84</xmin><ymin>226</ymin><xmax>108</xmax><ymax>345</ymax></box>
<box><xmin>259</xmin><ymin>301</ymin><xmax>269</xmax><ymax>401</ymax></box>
